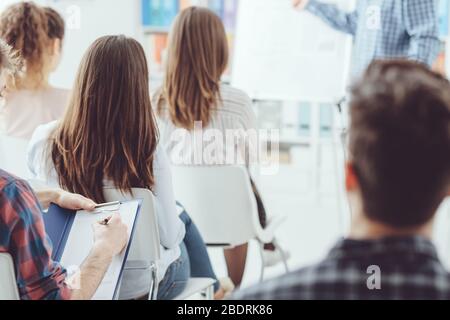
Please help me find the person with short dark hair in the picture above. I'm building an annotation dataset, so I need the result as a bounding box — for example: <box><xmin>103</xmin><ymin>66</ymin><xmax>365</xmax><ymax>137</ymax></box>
<box><xmin>234</xmin><ymin>60</ymin><xmax>450</xmax><ymax>300</ymax></box>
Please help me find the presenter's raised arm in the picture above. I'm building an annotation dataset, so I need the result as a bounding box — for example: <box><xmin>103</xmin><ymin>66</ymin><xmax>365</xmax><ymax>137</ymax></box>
<box><xmin>293</xmin><ymin>0</ymin><xmax>358</xmax><ymax>36</ymax></box>
<box><xmin>403</xmin><ymin>0</ymin><xmax>441</xmax><ymax>67</ymax></box>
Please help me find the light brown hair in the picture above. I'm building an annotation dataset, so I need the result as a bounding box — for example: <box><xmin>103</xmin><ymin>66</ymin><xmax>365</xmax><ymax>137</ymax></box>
<box><xmin>51</xmin><ymin>36</ymin><xmax>159</xmax><ymax>203</ymax></box>
<box><xmin>0</xmin><ymin>2</ymin><xmax>63</xmax><ymax>88</ymax></box>
<box><xmin>44</xmin><ymin>7</ymin><xmax>65</xmax><ymax>42</ymax></box>
<box><xmin>157</xmin><ymin>7</ymin><xmax>229</xmax><ymax>129</ymax></box>
<box><xmin>0</xmin><ymin>38</ymin><xmax>21</xmax><ymax>74</ymax></box>
<box><xmin>0</xmin><ymin>38</ymin><xmax>22</xmax><ymax>96</ymax></box>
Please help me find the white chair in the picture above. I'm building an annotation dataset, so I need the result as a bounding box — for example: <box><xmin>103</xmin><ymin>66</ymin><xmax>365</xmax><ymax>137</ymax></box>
<box><xmin>0</xmin><ymin>253</ymin><xmax>19</xmax><ymax>300</ymax></box>
<box><xmin>171</xmin><ymin>166</ymin><xmax>288</xmax><ymax>282</ymax></box>
<box><xmin>103</xmin><ymin>187</ymin><xmax>215</xmax><ymax>300</ymax></box>
<box><xmin>0</xmin><ymin>134</ymin><xmax>31</xmax><ymax>179</ymax></box>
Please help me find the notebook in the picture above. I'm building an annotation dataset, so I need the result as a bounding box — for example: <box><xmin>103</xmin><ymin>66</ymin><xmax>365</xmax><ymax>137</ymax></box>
<box><xmin>43</xmin><ymin>200</ymin><xmax>142</xmax><ymax>300</ymax></box>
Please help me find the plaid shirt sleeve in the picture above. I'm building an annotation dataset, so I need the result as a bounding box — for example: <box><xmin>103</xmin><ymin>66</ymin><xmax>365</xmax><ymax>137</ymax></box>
<box><xmin>403</xmin><ymin>0</ymin><xmax>441</xmax><ymax>66</ymax></box>
<box><xmin>306</xmin><ymin>0</ymin><xmax>358</xmax><ymax>36</ymax></box>
<box><xmin>0</xmin><ymin>178</ymin><xmax>71</xmax><ymax>300</ymax></box>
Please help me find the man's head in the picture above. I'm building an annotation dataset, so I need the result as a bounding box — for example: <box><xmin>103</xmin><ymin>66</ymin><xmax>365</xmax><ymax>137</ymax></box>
<box><xmin>347</xmin><ymin>60</ymin><xmax>450</xmax><ymax>230</ymax></box>
<box><xmin>0</xmin><ymin>38</ymin><xmax>21</xmax><ymax>97</ymax></box>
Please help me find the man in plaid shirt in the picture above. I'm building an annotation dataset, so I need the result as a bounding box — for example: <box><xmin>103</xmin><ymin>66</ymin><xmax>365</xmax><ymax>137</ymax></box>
<box><xmin>234</xmin><ymin>60</ymin><xmax>450</xmax><ymax>300</ymax></box>
<box><xmin>1</xmin><ymin>39</ymin><xmax>128</xmax><ymax>300</ymax></box>
<box><xmin>0</xmin><ymin>169</ymin><xmax>129</xmax><ymax>300</ymax></box>
<box><xmin>293</xmin><ymin>0</ymin><xmax>441</xmax><ymax>77</ymax></box>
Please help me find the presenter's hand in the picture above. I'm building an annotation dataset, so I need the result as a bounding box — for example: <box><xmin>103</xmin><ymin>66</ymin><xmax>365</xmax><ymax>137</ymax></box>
<box><xmin>93</xmin><ymin>213</ymin><xmax>128</xmax><ymax>257</ymax></box>
<box><xmin>292</xmin><ymin>0</ymin><xmax>310</xmax><ymax>10</ymax></box>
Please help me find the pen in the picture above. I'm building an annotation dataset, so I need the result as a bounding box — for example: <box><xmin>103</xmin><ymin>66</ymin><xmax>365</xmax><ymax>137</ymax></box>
<box><xmin>94</xmin><ymin>201</ymin><xmax>121</xmax><ymax>209</ymax></box>
<box><xmin>100</xmin><ymin>217</ymin><xmax>111</xmax><ymax>226</ymax></box>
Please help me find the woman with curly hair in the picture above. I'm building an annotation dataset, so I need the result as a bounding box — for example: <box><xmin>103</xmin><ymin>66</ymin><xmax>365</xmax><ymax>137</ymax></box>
<box><xmin>0</xmin><ymin>2</ymin><xmax>67</xmax><ymax>139</ymax></box>
<box><xmin>0</xmin><ymin>38</ymin><xmax>20</xmax><ymax>99</ymax></box>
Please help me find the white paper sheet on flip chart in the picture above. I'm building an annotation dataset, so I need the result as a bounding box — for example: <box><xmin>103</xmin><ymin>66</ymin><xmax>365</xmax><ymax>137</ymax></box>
<box><xmin>232</xmin><ymin>0</ymin><xmax>354</xmax><ymax>102</ymax></box>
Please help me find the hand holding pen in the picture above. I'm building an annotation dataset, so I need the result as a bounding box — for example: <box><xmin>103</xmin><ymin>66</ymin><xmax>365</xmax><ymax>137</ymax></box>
<box><xmin>93</xmin><ymin>213</ymin><xmax>128</xmax><ymax>256</ymax></box>
<box><xmin>94</xmin><ymin>201</ymin><xmax>121</xmax><ymax>226</ymax></box>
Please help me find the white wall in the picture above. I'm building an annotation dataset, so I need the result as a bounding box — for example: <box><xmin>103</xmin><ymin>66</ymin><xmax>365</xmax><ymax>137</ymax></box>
<box><xmin>48</xmin><ymin>0</ymin><xmax>142</xmax><ymax>88</ymax></box>
<box><xmin>1</xmin><ymin>0</ymin><xmax>143</xmax><ymax>89</ymax></box>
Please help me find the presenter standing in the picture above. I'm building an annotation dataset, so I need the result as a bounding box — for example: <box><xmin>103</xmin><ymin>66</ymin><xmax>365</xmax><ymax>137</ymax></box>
<box><xmin>293</xmin><ymin>0</ymin><xmax>441</xmax><ymax>77</ymax></box>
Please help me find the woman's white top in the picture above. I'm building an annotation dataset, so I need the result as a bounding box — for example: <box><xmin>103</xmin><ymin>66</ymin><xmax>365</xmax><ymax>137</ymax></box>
<box><xmin>27</xmin><ymin>121</ymin><xmax>185</xmax><ymax>282</ymax></box>
<box><xmin>154</xmin><ymin>84</ymin><xmax>257</xmax><ymax>166</ymax></box>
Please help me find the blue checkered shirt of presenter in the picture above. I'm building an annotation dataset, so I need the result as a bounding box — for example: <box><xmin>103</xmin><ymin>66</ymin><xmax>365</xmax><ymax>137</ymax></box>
<box><xmin>306</xmin><ymin>0</ymin><xmax>442</xmax><ymax>77</ymax></box>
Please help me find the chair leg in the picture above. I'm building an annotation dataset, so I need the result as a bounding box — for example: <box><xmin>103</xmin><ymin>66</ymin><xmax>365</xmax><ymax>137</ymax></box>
<box><xmin>258</xmin><ymin>240</ymin><xmax>290</xmax><ymax>282</ymax></box>
<box><xmin>258</xmin><ymin>242</ymin><xmax>266</xmax><ymax>283</ymax></box>
<box><xmin>273</xmin><ymin>239</ymin><xmax>290</xmax><ymax>274</ymax></box>
<box><xmin>204</xmin><ymin>285</ymin><xmax>214</xmax><ymax>300</ymax></box>
<box><xmin>149</xmin><ymin>262</ymin><xmax>159</xmax><ymax>301</ymax></box>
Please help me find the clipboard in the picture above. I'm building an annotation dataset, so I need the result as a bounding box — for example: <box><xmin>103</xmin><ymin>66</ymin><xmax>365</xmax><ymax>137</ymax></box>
<box><xmin>43</xmin><ymin>200</ymin><xmax>142</xmax><ymax>300</ymax></box>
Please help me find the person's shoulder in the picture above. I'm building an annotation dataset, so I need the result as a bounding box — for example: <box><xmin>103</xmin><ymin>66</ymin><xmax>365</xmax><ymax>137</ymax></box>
<box><xmin>0</xmin><ymin>169</ymin><xmax>35</xmax><ymax>205</ymax></box>
<box><xmin>219</xmin><ymin>85</ymin><xmax>255</xmax><ymax>122</ymax></box>
<box><xmin>220</xmin><ymin>84</ymin><xmax>252</xmax><ymax>105</ymax></box>
<box><xmin>152</xmin><ymin>142</ymin><xmax>171</xmax><ymax>171</ymax></box>
<box><xmin>46</xmin><ymin>87</ymin><xmax>70</xmax><ymax>97</ymax></box>
<box><xmin>0</xmin><ymin>169</ymin><xmax>26</xmax><ymax>193</ymax></box>
<box><xmin>29</xmin><ymin>120</ymin><xmax>59</xmax><ymax>146</ymax></box>
<box><xmin>27</xmin><ymin>120</ymin><xmax>59</xmax><ymax>171</ymax></box>
<box><xmin>231</xmin><ymin>265</ymin><xmax>320</xmax><ymax>300</ymax></box>
<box><xmin>45</xmin><ymin>87</ymin><xmax>71</xmax><ymax>108</ymax></box>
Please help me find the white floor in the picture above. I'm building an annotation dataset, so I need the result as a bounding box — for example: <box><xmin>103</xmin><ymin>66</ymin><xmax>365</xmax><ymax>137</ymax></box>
<box><xmin>207</xmin><ymin>143</ymin><xmax>450</xmax><ymax>290</ymax></box>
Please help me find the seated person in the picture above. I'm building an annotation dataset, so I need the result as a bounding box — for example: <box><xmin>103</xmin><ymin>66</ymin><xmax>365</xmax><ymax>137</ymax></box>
<box><xmin>234</xmin><ymin>60</ymin><xmax>450</xmax><ymax>300</ymax></box>
<box><xmin>154</xmin><ymin>7</ymin><xmax>286</xmax><ymax>287</ymax></box>
<box><xmin>0</xmin><ymin>2</ymin><xmax>69</xmax><ymax>139</ymax></box>
<box><xmin>0</xmin><ymin>169</ymin><xmax>128</xmax><ymax>300</ymax></box>
<box><xmin>27</xmin><ymin>35</ymin><xmax>229</xmax><ymax>300</ymax></box>
<box><xmin>0</xmin><ymin>38</ymin><xmax>127</xmax><ymax>300</ymax></box>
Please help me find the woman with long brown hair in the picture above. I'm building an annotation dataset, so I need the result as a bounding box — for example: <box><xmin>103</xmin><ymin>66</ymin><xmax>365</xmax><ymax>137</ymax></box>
<box><xmin>27</xmin><ymin>35</ymin><xmax>227</xmax><ymax>300</ymax></box>
<box><xmin>0</xmin><ymin>2</ymin><xmax>67</xmax><ymax>139</ymax></box>
<box><xmin>154</xmin><ymin>7</ymin><xmax>289</xmax><ymax>288</ymax></box>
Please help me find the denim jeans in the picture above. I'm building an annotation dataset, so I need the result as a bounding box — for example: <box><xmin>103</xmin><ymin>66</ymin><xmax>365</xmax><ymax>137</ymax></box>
<box><xmin>179</xmin><ymin>210</ymin><xmax>220</xmax><ymax>292</ymax></box>
<box><xmin>157</xmin><ymin>242</ymin><xmax>190</xmax><ymax>300</ymax></box>
<box><xmin>157</xmin><ymin>210</ymin><xmax>220</xmax><ymax>300</ymax></box>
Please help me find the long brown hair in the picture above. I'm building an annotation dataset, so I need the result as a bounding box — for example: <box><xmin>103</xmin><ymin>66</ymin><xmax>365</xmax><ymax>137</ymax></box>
<box><xmin>157</xmin><ymin>7</ymin><xmax>229</xmax><ymax>129</ymax></box>
<box><xmin>0</xmin><ymin>2</ymin><xmax>64</xmax><ymax>89</ymax></box>
<box><xmin>51</xmin><ymin>35</ymin><xmax>159</xmax><ymax>203</ymax></box>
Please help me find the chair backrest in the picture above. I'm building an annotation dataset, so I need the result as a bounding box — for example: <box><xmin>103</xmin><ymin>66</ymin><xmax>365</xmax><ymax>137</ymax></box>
<box><xmin>0</xmin><ymin>253</ymin><xmax>20</xmax><ymax>300</ymax></box>
<box><xmin>0</xmin><ymin>134</ymin><xmax>31</xmax><ymax>179</ymax></box>
<box><xmin>103</xmin><ymin>188</ymin><xmax>161</xmax><ymax>263</ymax></box>
<box><xmin>171</xmin><ymin>166</ymin><xmax>262</xmax><ymax>247</ymax></box>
